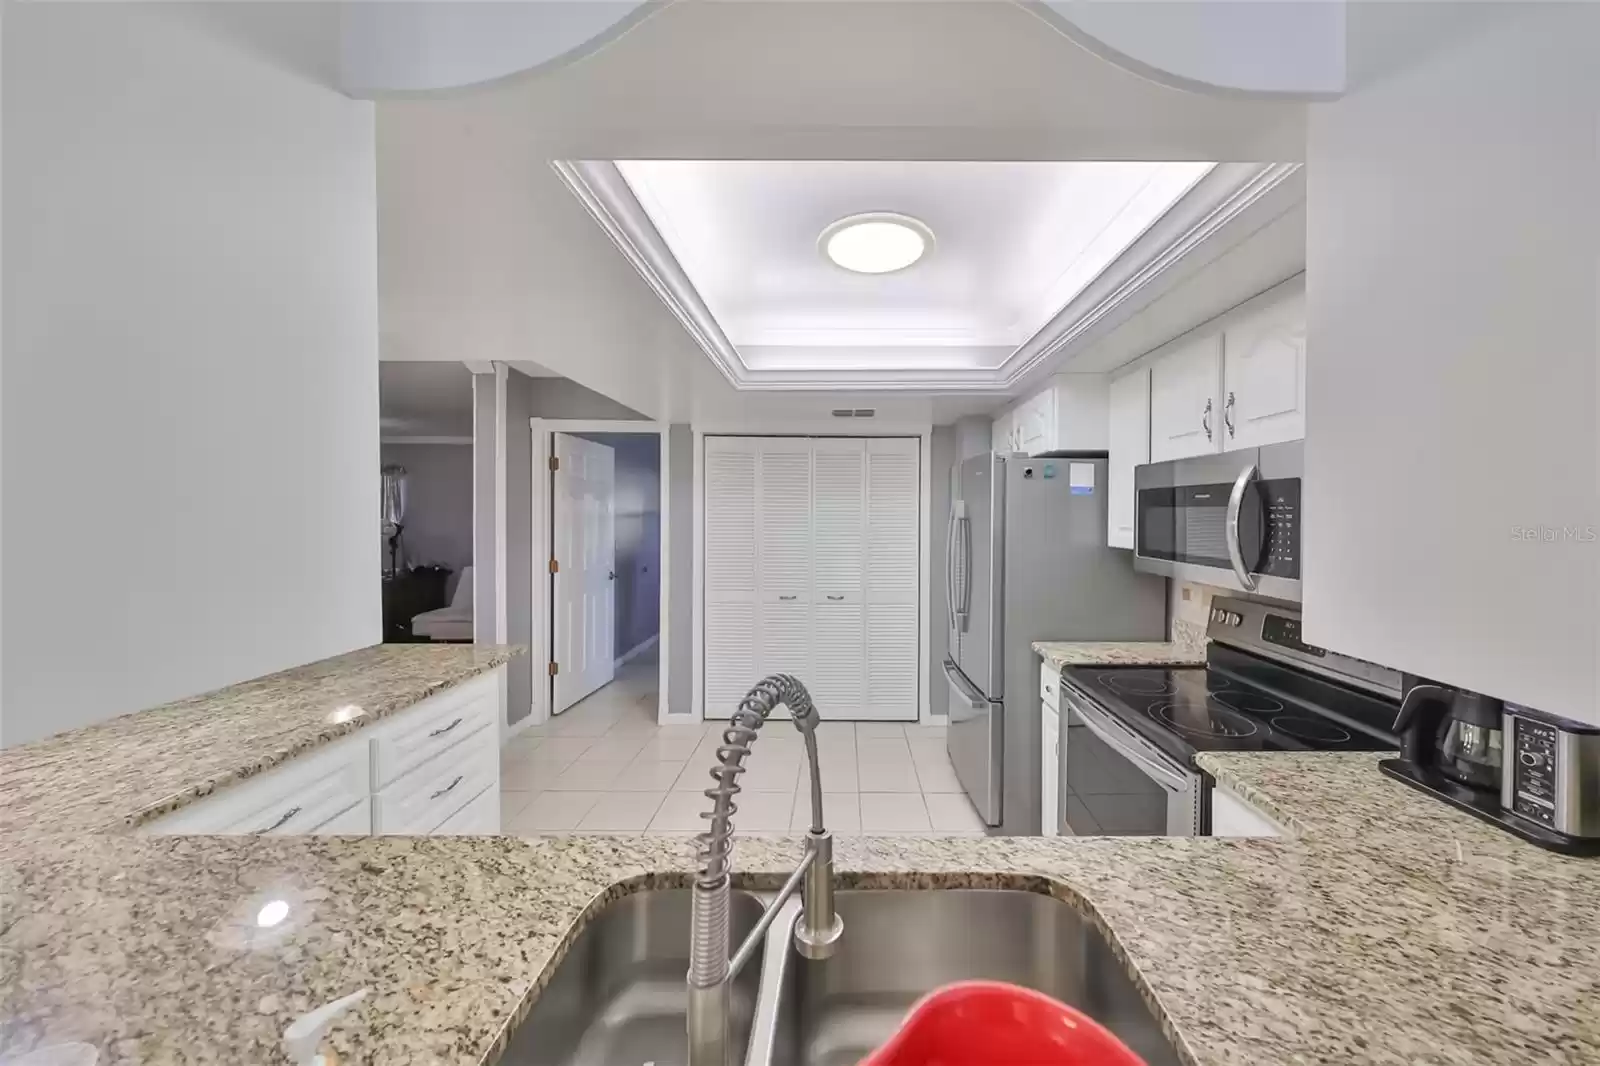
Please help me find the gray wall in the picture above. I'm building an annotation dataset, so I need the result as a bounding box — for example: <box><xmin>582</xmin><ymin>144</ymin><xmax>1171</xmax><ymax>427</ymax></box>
<box><xmin>381</xmin><ymin>442</ymin><xmax>473</xmax><ymax>573</ymax></box>
<box><xmin>667</xmin><ymin>424</ymin><xmax>693</xmax><ymax>717</ymax></box>
<box><xmin>928</xmin><ymin>425</ymin><xmax>957</xmax><ymax>718</ymax></box>
<box><xmin>576</xmin><ymin>432</ymin><xmax>661</xmax><ymax>655</ymax></box>
<box><xmin>955</xmin><ymin>415</ymin><xmax>992</xmax><ymax>459</ymax></box>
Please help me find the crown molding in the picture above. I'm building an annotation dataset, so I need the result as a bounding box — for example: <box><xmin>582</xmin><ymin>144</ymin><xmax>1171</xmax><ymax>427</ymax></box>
<box><xmin>554</xmin><ymin>158</ymin><xmax>1304</xmax><ymax>394</ymax></box>
<box><xmin>550</xmin><ymin>160</ymin><xmax>746</xmax><ymax>387</ymax></box>
<box><xmin>999</xmin><ymin>161</ymin><xmax>1304</xmax><ymax>386</ymax></box>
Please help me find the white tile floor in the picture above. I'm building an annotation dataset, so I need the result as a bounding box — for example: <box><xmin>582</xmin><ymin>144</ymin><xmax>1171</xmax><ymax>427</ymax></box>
<box><xmin>499</xmin><ymin>652</ymin><xmax>987</xmax><ymax>837</ymax></box>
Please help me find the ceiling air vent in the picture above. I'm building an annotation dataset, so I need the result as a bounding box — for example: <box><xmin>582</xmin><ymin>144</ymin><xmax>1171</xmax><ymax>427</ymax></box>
<box><xmin>831</xmin><ymin>408</ymin><xmax>877</xmax><ymax>419</ymax></box>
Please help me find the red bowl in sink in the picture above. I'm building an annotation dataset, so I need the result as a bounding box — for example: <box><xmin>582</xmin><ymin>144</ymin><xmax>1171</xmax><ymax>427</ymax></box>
<box><xmin>859</xmin><ymin>980</ymin><xmax>1148</xmax><ymax>1066</ymax></box>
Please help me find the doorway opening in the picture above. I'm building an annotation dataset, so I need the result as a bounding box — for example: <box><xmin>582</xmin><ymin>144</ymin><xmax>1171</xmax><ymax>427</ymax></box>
<box><xmin>532</xmin><ymin>421</ymin><xmax>668</xmax><ymax>729</ymax></box>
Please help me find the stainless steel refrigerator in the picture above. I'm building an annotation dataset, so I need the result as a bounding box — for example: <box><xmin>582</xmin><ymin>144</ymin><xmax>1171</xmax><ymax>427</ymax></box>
<box><xmin>944</xmin><ymin>452</ymin><xmax>1167</xmax><ymax>834</ymax></box>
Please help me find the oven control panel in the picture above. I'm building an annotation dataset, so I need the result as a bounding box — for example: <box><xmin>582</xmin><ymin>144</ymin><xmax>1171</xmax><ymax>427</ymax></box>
<box><xmin>1511</xmin><ymin>717</ymin><xmax>1560</xmax><ymax>827</ymax></box>
<box><xmin>1261</xmin><ymin>613</ymin><xmax>1326</xmax><ymax>658</ymax></box>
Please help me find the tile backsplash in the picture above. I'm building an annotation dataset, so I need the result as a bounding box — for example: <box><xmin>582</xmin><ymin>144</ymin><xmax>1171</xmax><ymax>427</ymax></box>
<box><xmin>1170</xmin><ymin>580</ymin><xmax>1223</xmax><ymax>655</ymax></box>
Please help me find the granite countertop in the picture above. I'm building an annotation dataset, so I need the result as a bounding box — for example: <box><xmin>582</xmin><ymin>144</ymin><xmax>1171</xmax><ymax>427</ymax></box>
<box><xmin>6</xmin><ymin>750</ymin><xmax>1600</xmax><ymax>1066</ymax></box>
<box><xmin>1033</xmin><ymin>639</ymin><xmax>1207</xmax><ymax>670</ymax></box>
<box><xmin>0</xmin><ymin>643</ymin><xmax>521</xmax><ymax>835</ymax></box>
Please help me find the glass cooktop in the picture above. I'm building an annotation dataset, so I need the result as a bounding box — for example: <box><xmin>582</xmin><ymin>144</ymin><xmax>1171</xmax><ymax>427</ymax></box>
<box><xmin>1062</xmin><ymin>645</ymin><xmax>1401</xmax><ymax>765</ymax></box>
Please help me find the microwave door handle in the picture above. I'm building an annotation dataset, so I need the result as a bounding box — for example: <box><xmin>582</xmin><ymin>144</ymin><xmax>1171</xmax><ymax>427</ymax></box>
<box><xmin>1071</xmin><ymin>698</ymin><xmax>1189</xmax><ymax>792</ymax></box>
<box><xmin>1225</xmin><ymin>464</ymin><xmax>1260</xmax><ymax>592</ymax></box>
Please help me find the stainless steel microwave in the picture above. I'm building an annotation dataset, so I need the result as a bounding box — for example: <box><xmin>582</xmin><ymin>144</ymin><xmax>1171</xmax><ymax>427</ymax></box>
<box><xmin>1132</xmin><ymin>441</ymin><xmax>1303</xmax><ymax>602</ymax></box>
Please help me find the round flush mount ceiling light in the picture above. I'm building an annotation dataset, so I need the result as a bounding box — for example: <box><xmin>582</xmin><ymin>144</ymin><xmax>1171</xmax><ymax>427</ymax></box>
<box><xmin>819</xmin><ymin>212</ymin><xmax>933</xmax><ymax>275</ymax></box>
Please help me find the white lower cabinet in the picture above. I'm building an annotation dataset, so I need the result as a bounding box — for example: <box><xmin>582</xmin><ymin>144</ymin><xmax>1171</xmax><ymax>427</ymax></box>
<box><xmin>433</xmin><ymin>786</ymin><xmax>500</xmax><ymax>835</ymax></box>
<box><xmin>1210</xmin><ymin>785</ymin><xmax>1284</xmax><ymax>838</ymax></box>
<box><xmin>144</xmin><ymin>666</ymin><xmax>506</xmax><ymax>838</ymax></box>
<box><xmin>313</xmin><ymin>797</ymin><xmax>374</xmax><ymax>835</ymax></box>
<box><xmin>1041</xmin><ymin>703</ymin><xmax>1060</xmax><ymax>838</ymax></box>
<box><xmin>374</xmin><ymin>725</ymin><xmax>497</xmax><ymax>835</ymax></box>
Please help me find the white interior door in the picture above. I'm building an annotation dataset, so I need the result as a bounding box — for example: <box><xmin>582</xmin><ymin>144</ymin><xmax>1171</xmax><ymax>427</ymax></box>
<box><xmin>754</xmin><ymin>439</ymin><xmax>814</xmax><ymax>716</ymax></box>
<box><xmin>810</xmin><ymin>439</ymin><xmax>867</xmax><ymax>721</ymax></box>
<box><xmin>703</xmin><ymin>437</ymin><xmax>759</xmax><ymax>720</ymax></box>
<box><xmin>863</xmin><ymin>438</ymin><xmax>920</xmax><ymax>721</ymax></box>
<box><xmin>553</xmin><ymin>433</ymin><xmax>615</xmax><ymax>713</ymax></box>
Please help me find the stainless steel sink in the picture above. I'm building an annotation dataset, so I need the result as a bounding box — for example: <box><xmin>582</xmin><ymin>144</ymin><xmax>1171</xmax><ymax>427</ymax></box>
<box><xmin>500</xmin><ymin>890</ymin><xmax>767</xmax><ymax>1066</ymax></box>
<box><xmin>505</xmin><ymin>889</ymin><xmax>1181</xmax><ymax>1066</ymax></box>
<box><xmin>757</xmin><ymin>891</ymin><xmax>1183</xmax><ymax>1066</ymax></box>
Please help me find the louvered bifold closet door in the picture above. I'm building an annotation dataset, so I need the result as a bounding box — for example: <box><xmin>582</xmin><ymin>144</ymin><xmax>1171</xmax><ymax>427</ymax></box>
<box><xmin>703</xmin><ymin>437</ymin><xmax>758</xmax><ymax>719</ymax></box>
<box><xmin>810</xmin><ymin>438</ymin><xmax>867</xmax><ymax>721</ymax></box>
<box><xmin>755</xmin><ymin>439</ymin><xmax>814</xmax><ymax>694</ymax></box>
<box><xmin>865</xmin><ymin>438</ymin><xmax>921</xmax><ymax>720</ymax></box>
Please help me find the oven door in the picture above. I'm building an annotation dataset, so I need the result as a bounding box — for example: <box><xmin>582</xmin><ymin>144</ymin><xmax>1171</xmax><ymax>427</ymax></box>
<box><xmin>1132</xmin><ymin>443</ymin><xmax>1303</xmax><ymax>602</ymax></box>
<box><xmin>1061</xmin><ymin>692</ymin><xmax>1201</xmax><ymax>836</ymax></box>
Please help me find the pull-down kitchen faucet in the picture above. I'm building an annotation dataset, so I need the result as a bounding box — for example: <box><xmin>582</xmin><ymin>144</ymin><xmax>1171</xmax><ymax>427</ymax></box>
<box><xmin>687</xmin><ymin>674</ymin><xmax>843</xmax><ymax>1066</ymax></box>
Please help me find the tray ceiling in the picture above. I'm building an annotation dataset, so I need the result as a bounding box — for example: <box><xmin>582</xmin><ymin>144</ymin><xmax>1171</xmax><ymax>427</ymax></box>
<box><xmin>555</xmin><ymin>158</ymin><xmax>1301</xmax><ymax>390</ymax></box>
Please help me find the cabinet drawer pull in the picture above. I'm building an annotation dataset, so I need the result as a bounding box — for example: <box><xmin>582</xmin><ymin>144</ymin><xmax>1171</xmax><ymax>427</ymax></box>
<box><xmin>430</xmin><ymin>775</ymin><xmax>465</xmax><ymax>801</ymax></box>
<box><xmin>428</xmin><ymin>716</ymin><xmax>464</xmax><ymax>738</ymax></box>
<box><xmin>778</xmin><ymin>595</ymin><xmax>798</xmax><ymax>601</ymax></box>
<box><xmin>255</xmin><ymin>806</ymin><xmax>302</xmax><ymax>834</ymax></box>
<box><xmin>826</xmin><ymin>594</ymin><xmax>845</xmax><ymax>601</ymax></box>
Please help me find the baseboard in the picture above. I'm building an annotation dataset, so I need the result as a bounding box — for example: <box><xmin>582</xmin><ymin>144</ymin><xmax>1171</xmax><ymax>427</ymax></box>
<box><xmin>615</xmin><ymin>634</ymin><xmax>660</xmax><ymax>669</ymax></box>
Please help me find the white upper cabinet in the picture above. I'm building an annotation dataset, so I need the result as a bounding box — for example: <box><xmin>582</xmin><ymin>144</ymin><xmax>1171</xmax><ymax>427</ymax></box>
<box><xmin>1221</xmin><ymin>287</ymin><xmax>1307</xmax><ymax>449</ymax></box>
<box><xmin>1107</xmin><ymin>367</ymin><xmax>1150</xmax><ymax>550</ymax></box>
<box><xmin>997</xmin><ymin>375</ymin><xmax>1110</xmax><ymax>457</ymax></box>
<box><xmin>1149</xmin><ymin>332</ymin><xmax>1223</xmax><ymax>462</ymax></box>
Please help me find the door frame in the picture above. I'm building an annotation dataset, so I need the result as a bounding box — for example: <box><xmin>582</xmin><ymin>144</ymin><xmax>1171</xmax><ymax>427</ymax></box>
<box><xmin>691</xmin><ymin>423</ymin><xmax>934</xmax><ymax>725</ymax></box>
<box><xmin>529</xmin><ymin>419</ymin><xmax>671</xmax><ymax>729</ymax></box>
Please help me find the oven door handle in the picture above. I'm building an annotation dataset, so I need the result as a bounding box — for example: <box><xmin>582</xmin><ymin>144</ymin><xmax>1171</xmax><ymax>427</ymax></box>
<box><xmin>1225</xmin><ymin>463</ymin><xmax>1260</xmax><ymax>593</ymax></box>
<box><xmin>1069</xmin><ymin>696</ymin><xmax>1190</xmax><ymax>793</ymax></box>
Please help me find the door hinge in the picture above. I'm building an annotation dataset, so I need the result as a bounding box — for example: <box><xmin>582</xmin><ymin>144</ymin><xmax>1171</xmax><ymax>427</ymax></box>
<box><xmin>548</xmin><ymin>455</ymin><xmax>560</xmax><ymax>472</ymax></box>
<box><xmin>548</xmin><ymin>662</ymin><xmax>560</xmax><ymax>677</ymax></box>
<box><xmin>549</xmin><ymin>558</ymin><xmax>560</xmax><ymax>574</ymax></box>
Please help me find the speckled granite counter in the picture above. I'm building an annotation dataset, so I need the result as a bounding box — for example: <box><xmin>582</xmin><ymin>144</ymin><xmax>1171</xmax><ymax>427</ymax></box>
<box><xmin>0</xmin><ymin>644</ymin><xmax>520</xmax><ymax>835</ymax></box>
<box><xmin>1033</xmin><ymin>640</ymin><xmax>1206</xmax><ymax>670</ymax></box>
<box><xmin>6</xmin><ymin>751</ymin><xmax>1600</xmax><ymax>1066</ymax></box>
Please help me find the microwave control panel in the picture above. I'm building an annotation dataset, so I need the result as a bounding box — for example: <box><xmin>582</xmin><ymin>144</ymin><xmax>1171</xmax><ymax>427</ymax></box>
<box><xmin>1258</xmin><ymin>479</ymin><xmax>1301</xmax><ymax>578</ymax></box>
<box><xmin>1510</xmin><ymin>717</ymin><xmax>1560</xmax><ymax>827</ymax></box>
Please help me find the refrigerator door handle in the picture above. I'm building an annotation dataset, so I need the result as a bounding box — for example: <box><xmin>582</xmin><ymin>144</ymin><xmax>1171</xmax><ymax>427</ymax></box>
<box><xmin>950</xmin><ymin>500</ymin><xmax>970</xmax><ymax>631</ymax></box>
<box><xmin>944</xmin><ymin>504</ymin><xmax>959</xmax><ymax>626</ymax></box>
<box><xmin>943</xmin><ymin>659</ymin><xmax>987</xmax><ymax>719</ymax></box>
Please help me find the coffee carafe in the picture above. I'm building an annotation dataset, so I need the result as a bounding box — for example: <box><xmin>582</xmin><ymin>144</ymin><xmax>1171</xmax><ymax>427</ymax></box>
<box><xmin>1392</xmin><ymin>678</ymin><xmax>1504</xmax><ymax>793</ymax></box>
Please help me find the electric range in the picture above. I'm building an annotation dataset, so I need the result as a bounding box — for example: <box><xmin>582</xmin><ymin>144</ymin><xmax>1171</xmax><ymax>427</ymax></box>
<box><xmin>1053</xmin><ymin>597</ymin><xmax>1401</xmax><ymax>836</ymax></box>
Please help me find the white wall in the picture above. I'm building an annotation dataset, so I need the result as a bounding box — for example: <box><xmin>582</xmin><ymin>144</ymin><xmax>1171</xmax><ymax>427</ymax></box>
<box><xmin>1</xmin><ymin>4</ymin><xmax>380</xmax><ymax>746</ymax></box>
<box><xmin>1304</xmin><ymin>3</ymin><xmax>1600</xmax><ymax>723</ymax></box>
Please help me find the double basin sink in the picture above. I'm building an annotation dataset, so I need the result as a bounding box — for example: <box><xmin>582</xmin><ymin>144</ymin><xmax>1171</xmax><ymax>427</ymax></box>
<box><xmin>501</xmin><ymin>889</ymin><xmax>1182</xmax><ymax>1066</ymax></box>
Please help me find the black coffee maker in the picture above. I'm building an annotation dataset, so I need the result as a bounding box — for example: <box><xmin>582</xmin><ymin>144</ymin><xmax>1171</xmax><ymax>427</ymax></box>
<box><xmin>1389</xmin><ymin>677</ymin><xmax>1504</xmax><ymax>792</ymax></box>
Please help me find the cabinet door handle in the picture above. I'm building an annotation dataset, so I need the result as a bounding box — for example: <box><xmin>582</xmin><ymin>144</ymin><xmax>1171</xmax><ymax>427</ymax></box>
<box><xmin>778</xmin><ymin>594</ymin><xmax>798</xmax><ymax>601</ymax></box>
<box><xmin>1224</xmin><ymin>391</ymin><xmax>1236</xmax><ymax>438</ymax></box>
<box><xmin>428</xmin><ymin>716</ymin><xmax>463</xmax><ymax>738</ymax></box>
<box><xmin>255</xmin><ymin>806</ymin><xmax>302</xmax><ymax>834</ymax></box>
<box><xmin>1202</xmin><ymin>398</ymin><xmax>1213</xmax><ymax>442</ymax></box>
<box><xmin>826</xmin><ymin>594</ymin><xmax>845</xmax><ymax>601</ymax></box>
<box><xmin>430</xmin><ymin>775</ymin><xmax>465</xmax><ymax>801</ymax></box>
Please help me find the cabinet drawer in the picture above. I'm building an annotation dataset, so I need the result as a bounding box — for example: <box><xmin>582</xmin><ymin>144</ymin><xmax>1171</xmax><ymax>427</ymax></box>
<box><xmin>373</xmin><ymin>727</ymin><xmax>499</xmax><ymax>835</ymax></box>
<box><xmin>1040</xmin><ymin>664</ymin><xmax>1062</xmax><ymax>713</ymax></box>
<box><xmin>371</xmin><ymin>674</ymin><xmax>496</xmax><ymax>789</ymax></box>
<box><xmin>146</xmin><ymin>735</ymin><xmax>369</xmax><ymax>836</ymax></box>
<box><xmin>312</xmin><ymin>797</ymin><xmax>373</xmax><ymax>835</ymax></box>
<box><xmin>431</xmin><ymin>786</ymin><xmax>499</xmax><ymax>835</ymax></box>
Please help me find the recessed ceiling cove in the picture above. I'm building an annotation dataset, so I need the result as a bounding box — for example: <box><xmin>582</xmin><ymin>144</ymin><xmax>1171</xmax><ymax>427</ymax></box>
<box><xmin>553</xmin><ymin>159</ymin><xmax>1303</xmax><ymax>390</ymax></box>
